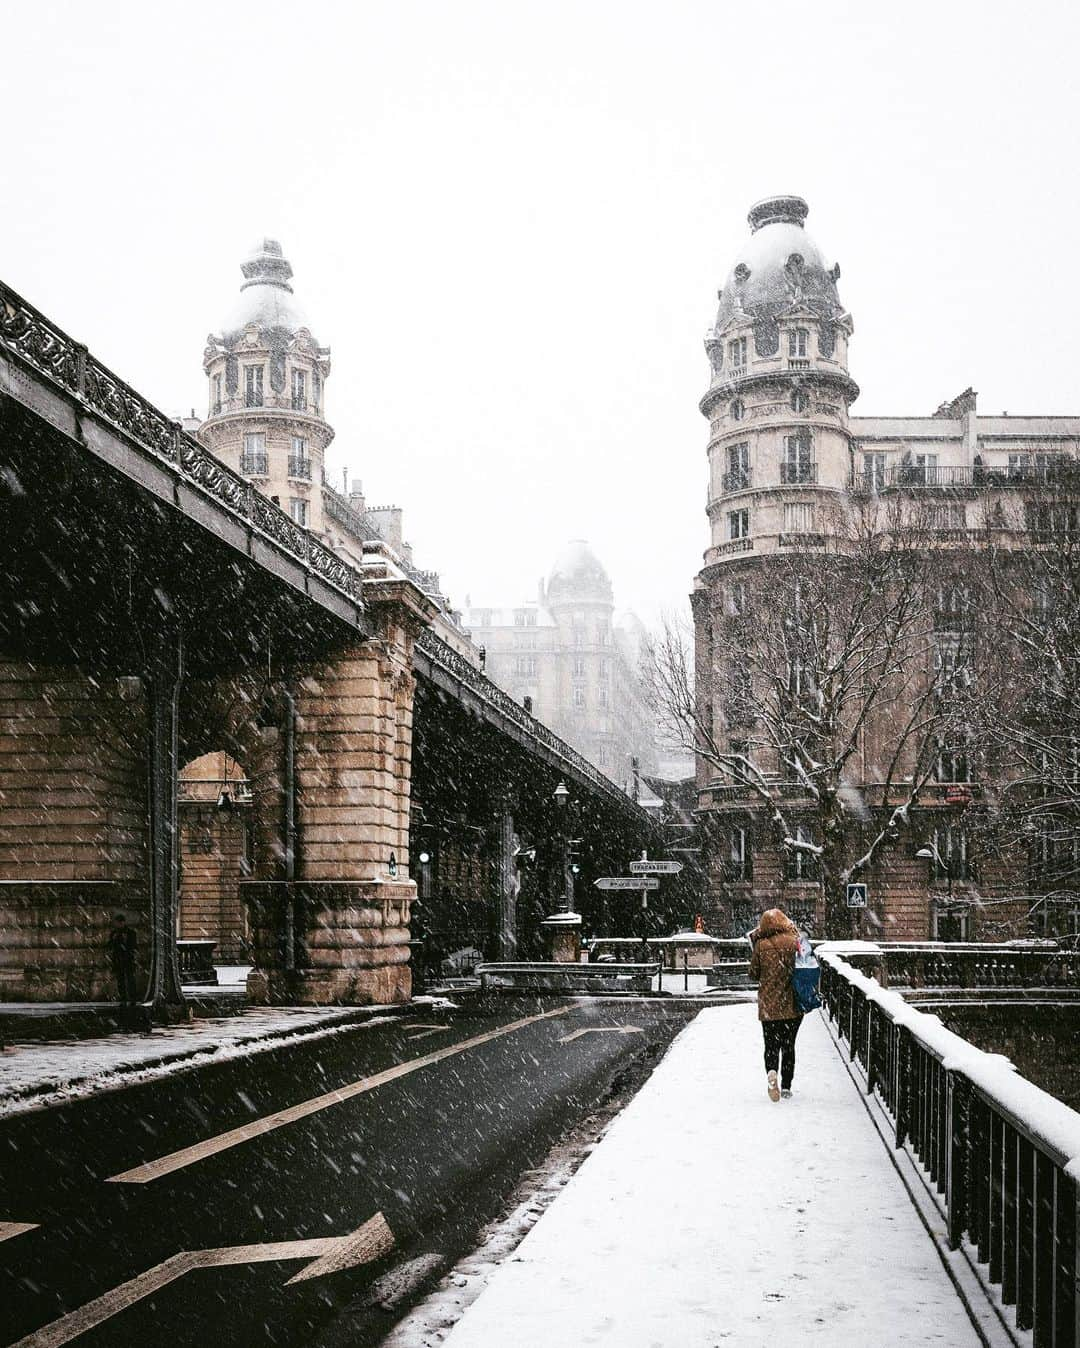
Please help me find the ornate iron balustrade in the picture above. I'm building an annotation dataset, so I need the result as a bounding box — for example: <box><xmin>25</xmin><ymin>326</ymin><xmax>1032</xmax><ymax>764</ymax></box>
<box><xmin>416</xmin><ymin>630</ymin><xmax>647</xmax><ymax>814</ymax></box>
<box><xmin>0</xmin><ymin>280</ymin><xmax>363</xmax><ymax>607</ymax></box>
<box><xmin>780</xmin><ymin>461</ymin><xmax>817</xmax><ymax>484</ymax></box>
<box><xmin>722</xmin><ymin>468</ymin><xmax>752</xmax><ymax>492</ymax></box>
<box><xmin>240</xmin><ymin>451</ymin><xmax>269</xmax><ymax>477</ymax></box>
<box><xmin>778</xmin><ymin>531</ymin><xmax>826</xmax><ymax>548</ymax></box>
<box><xmin>287</xmin><ymin>455</ymin><xmax>312</xmax><ymax>480</ymax></box>
<box><xmin>821</xmin><ymin>949</ymin><xmax>1080</xmax><ymax>1345</ymax></box>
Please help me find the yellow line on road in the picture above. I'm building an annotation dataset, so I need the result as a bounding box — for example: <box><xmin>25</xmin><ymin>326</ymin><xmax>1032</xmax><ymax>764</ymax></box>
<box><xmin>108</xmin><ymin>1006</ymin><xmax>570</xmax><ymax>1185</ymax></box>
<box><xmin>8</xmin><ymin>1213</ymin><xmax>394</xmax><ymax>1348</ymax></box>
<box><xmin>0</xmin><ymin>1222</ymin><xmax>39</xmax><ymax>1243</ymax></box>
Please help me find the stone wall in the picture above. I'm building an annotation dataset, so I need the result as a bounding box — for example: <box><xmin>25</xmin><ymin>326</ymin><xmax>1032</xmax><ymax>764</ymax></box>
<box><xmin>939</xmin><ymin>1003</ymin><xmax>1080</xmax><ymax>1111</ymax></box>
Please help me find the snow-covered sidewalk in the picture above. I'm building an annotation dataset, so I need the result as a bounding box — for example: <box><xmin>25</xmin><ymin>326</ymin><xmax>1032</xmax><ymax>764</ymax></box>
<box><xmin>442</xmin><ymin>1004</ymin><xmax>981</xmax><ymax>1347</ymax></box>
<box><xmin>0</xmin><ymin>1002</ymin><xmax>432</xmax><ymax>1119</ymax></box>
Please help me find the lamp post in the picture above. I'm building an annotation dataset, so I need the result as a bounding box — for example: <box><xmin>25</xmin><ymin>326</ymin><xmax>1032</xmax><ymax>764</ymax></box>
<box><xmin>543</xmin><ymin>781</ymin><xmax>581</xmax><ymax>963</ymax></box>
<box><xmin>916</xmin><ymin>841</ymin><xmax>956</xmax><ymax>940</ymax></box>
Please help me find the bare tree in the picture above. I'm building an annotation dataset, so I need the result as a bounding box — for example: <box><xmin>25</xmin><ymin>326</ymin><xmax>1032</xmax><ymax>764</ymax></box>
<box><xmin>649</xmin><ymin>497</ymin><xmax>984</xmax><ymax>937</ymax></box>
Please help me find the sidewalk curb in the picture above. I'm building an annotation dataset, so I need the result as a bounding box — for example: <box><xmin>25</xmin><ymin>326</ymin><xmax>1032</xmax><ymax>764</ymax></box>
<box><xmin>0</xmin><ymin>1000</ymin><xmax>444</xmax><ymax>1118</ymax></box>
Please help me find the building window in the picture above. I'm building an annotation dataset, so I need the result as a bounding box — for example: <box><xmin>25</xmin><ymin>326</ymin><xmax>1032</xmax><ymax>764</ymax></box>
<box><xmin>782</xmin><ymin>434</ymin><xmax>814</xmax><ymax>484</ymax></box>
<box><xmin>932</xmin><ymin>826</ymin><xmax>972</xmax><ymax>882</ymax></box>
<box><xmin>785</xmin><ymin>824</ymin><xmax>818</xmax><ymax>881</ymax></box>
<box><xmin>730</xmin><ymin>399</ymin><xmax>745</xmax><ymax>421</ymax></box>
<box><xmin>598</xmin><ymin>685</ymin><xmax>609</xmax><ymax>708</ymax></box>
<box><xmin>597</xmin><ymin>620</ymin><xmax>610</xmax><ymax>646</ymax></box>
<box><xmin>728</xmin><ymin>580</ymin><xmax>747</xmax><ymax>616</ymax></box>
<box><xmin>862</xmin><ymin>452</ymin><xmax>886</xmax><ymax>492</ymax></box>
<box><xmin>784</xmin><ymin>502</ymin><xmax>815</xmax><ymax>534</ymax></box>
<box><xmin>212</xmin><ymin>374</ymin><xmax>223</xmax><ymax>415</ymax></box>
<box><xmin>515</xmin><ymin>656</ymin><xmax>538</xmax><ymax>677</ymax></box>
<box><xmin>573</xmin><ymin>686</ymin><xmax>586</xmax><ymax>709</ymax></box>
<box><xmin>1008</xmin><ymin>453</ymin><xmax>1031</xmax><ymax>481</ymax></box>
<box><xmin>926</xmin><ymin>503</ymin><xmax>966</xmax><ymax>531</ymax></box>
<box><xmin>728</xmin><ymin>508</ymin><xmax>750</xmax><ymax>541</ymax></box>
<box><xmin>725</xmin><ymin>442</ymin><xmax>750</xmax><ymax>491</ymax></box>
<box><xmin>240</xmin><ymin>432</ymin><xmax>267</xmax><ymax>476</ymax></box>
<box><xmin>791</xmin><ymin>388</ymin><xmax>809</xmax><ymax>413</ymax></box>
<box><xmin>788</xmin><ymin>328</ymin><xmax>808</xmax><ymax>358</ymax></box>
<box><xmin>572</xmin><ymin>655</ymin><xmax>586</xmax><ymax>678</ymax></box>
<box><xmin>244</xmin><ymin>364</ymin><xmax>264</xmax><ymax>408</ymax></box>
<box><xmin>934</xmin><ymin>737</ymin><xmax>972</xmax><ymax>783</ymax></box>
<box><xmin>729</xmin><ymin>826</ymin><xmax>751</xmax><ymax>881</ymax></box>
<box><xmin>933</xmin><ymin>632</ymin><xmax>972</xmax><ymax>688</ymax></box>
<box><xmin>289</xmin><ymin>498</ymin><xmax>308</xmax><ymax>527</ymax></box>
<box><xmin>728</xmin><ymin>336</ymin><xmax>747</xmax><ymax>368</ymax></box>
<box><xmin>1026</xmin><ymin>501</ymin><xmax>1078</xmax><ymax>536</ymax></box>
<box><xmin>288</xmin><ymin>436</ymin><xmax>311</xmax><ymax>479</ymax></box>
<box><xmin>291</xmin><ymin>368</ymin><xmax>307</xmax><ymax>411</ymax></box>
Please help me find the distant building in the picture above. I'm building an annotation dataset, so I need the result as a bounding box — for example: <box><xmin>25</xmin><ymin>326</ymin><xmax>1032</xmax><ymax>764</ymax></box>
<box><xmin>466</xmin><ymin>541</ymin><xmax>658</xmax><ymax>784</ymax></box>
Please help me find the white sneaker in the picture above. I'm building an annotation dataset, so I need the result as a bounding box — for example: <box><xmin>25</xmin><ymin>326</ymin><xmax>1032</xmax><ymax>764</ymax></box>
<box><xmin>767</xmin><ymin>1070</ymin><xmax>780</xmax><ymax>1102</ymax></box>
<box><xmin>781</xmin><ymin>1087</ymin><xmax>792</xmax><ymax>1099</ymax></box>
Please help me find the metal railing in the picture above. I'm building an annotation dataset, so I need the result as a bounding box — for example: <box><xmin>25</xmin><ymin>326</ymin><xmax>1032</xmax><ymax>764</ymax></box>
<box><xmin>780</xmin><ymin>461</ymin><xmax>817</xmax><ymax>484</ymax></box>
<box><xmin>239</xmin><ymin>451</ymin><xmax>269</xmax><ymax>477</ymax></box>
<box><xmin>0</xmin><ymin>280</ymin><xmax>363</xmax><ymax>607</ymax></box>
<box><xmin>715</xmin><ymin>537</ymin><xmax>753</xmax><ymax>556</ymax></box>
<box><xmin>722</xmin><ymin>468</ymin><xmax>752</xmax><ymax>492</ymax></box>
<box><xmin>287</xmin><ymin>455</ymin><xmax>312</xmax><ymax>480</ymax></box>
<box><xmin>821</xmin><ymin>950</ymin><xmax>1080</xmax><ymax>1345</ymax></box>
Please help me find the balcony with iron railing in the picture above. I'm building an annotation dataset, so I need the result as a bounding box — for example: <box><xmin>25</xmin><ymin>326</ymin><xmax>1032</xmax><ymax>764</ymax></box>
<box><xmin>714</xmin><ymin>536</ymin><xmax>753</xmax><ymax>556</ymax></box>
<box><xmin>287</xmin><ymin>455</ymin><xmax>312</xmax><ymax>480</ymax></box>
<box><xmin>239</xmin><ymin>452</ymin><xmax>269</xmax><ymax>477</ymax></box>
<box><xmin>780</xmin><ymin>461</ymin><xmax>817</xmax><ymax>485</ymax></box>
<box><xmin>205</xmin><ymin>393</ymin><xmax>324</xmax><ymax>420</ymax></box>
<box><xmin>850</xmin><ymin>462</ymin><xmax>1080</xmax><ymax>494</ymax></box>
<box><xmin>722</xmin><ymin>468</ymin><xmax>753</xmax><ymax>493</ymax></box>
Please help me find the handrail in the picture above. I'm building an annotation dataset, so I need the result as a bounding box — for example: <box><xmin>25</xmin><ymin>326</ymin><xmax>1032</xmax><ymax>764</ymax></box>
<box><xmin>821</xmin><ymin>949</ymin><xmax>1080</xmax><ymax>1342</ymax></box>
<box><xmin>0</xmin><ymin>279</ymin><xmax>363</xmax><ymax>609</ymax></box>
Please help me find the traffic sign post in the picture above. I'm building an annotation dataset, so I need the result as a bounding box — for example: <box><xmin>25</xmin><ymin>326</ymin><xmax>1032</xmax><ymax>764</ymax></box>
<box><xmin>629</xmin><ymin>860</ymin><xmax>683</xmax><ymax>876</ymax></box>
<box><xmin>846</xmin><ymin>882</ymin><xmax>868</xmax><ymax>908</ymax></box>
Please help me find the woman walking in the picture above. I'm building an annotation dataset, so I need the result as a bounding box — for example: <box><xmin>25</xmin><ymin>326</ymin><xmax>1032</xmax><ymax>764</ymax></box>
<box><xmin>748</xmin><ymin>907</ymin><xmax>803</xmax><ymax>1101</ymax></box>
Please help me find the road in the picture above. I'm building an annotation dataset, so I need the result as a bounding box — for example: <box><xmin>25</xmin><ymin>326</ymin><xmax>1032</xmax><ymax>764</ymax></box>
<box><xmin>0</xmin><ymin>996</ymin><xmax>698</xmax><ymax>1347</ymax></box>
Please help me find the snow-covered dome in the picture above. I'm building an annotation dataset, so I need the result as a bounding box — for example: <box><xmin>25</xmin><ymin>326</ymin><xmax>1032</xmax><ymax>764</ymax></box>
<box><xmin>217</xmin><ymin>239</ymin><xmax>315</xmax><ymax>347</ymax></box>
<box><xmin>711</xmin><ymin>196</ymin><xmax>843</xmax><ymax>337</ymax></box>
<box><xmin>546</xmin><ymin>540</ymin><xmax>613</xmax><ymax>604</ymax></box>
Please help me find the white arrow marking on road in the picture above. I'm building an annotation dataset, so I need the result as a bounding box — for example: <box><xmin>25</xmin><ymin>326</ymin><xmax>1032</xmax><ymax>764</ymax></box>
<box><xmin>558</xmin><ymin>1027</ymin><xmax>646</xmax><ymax>1044</ymax></box>
<box><xmin>0</xmin><ymin>1222</ymin><xmax>39</xmax><ymax>1243</ymax></box>
<box><xmin>107</xmin><ymin>1005</ymin><xmax>570</xmax><ymax>1184</ymax></box>
<box><xmin>403</xmin><ymin>1024</ymin><xmax>451</xmax><ymax>1041</ymax></box>
<box><xmin>9</xmin><ymin>1213</ymin><xmax>395</xmax><ymax>1348</ymax></box>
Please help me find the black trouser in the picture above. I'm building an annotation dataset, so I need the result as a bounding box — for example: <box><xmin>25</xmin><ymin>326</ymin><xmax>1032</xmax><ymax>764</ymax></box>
<box><xmin>762</xmin><ymin>1017</ymin><xmax>802</xmax><ymax>1089</ymax></box>
<box><xmin>113</xmin><ymin>962</ymin><xmax>138</xmax><ymax>1006</ymax></box>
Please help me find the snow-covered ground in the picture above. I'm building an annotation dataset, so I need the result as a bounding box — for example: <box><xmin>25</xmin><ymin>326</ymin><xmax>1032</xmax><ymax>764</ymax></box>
<box><xmin>0</xmin><ymin>1001</ymin><xmax>452</xmax><ymax>1120</ymax></box>
<box><xmin>436</xmin><ymin>1005</ymin><xmax>982</xmax><ymax>1347</ymax></box>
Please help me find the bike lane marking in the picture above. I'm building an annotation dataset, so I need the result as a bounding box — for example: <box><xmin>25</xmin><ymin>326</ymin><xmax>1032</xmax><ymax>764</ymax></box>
<box><xmin>107</xmin><ymin>1006</ymin><xmax>571</xmax><ymax>1185</ymax></box>
<box><xmin>0</xmin><ymin>1222</ymin><xmax>39</xmax><ymax>1242</ymax></box>
<box><xmin>9</xmin><ymin>1212</ymin><xmax>395</xmax><ymax>1348</ymax></box>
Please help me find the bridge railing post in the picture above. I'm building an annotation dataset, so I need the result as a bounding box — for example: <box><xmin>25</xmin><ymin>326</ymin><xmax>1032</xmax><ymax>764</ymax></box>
<box><xmin>894</xmin><ymin>1024</ymin><xmax>913</xmax><ymax>1150</ymax></box>
<box><xmin>946</xmin><ymin>1069</ymin><xmax>971</xmax><ymax>1250</ymax></box>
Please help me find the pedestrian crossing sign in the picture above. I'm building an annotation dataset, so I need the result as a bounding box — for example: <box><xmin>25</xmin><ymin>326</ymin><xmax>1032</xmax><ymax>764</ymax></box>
<box><xmin>846</xmin><ymin>883</ymin><xmax>868</xmax><ymax>908</ymax></box>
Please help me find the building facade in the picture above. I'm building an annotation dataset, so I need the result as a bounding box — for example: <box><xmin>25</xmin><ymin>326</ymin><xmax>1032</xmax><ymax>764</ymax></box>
<box><xmin>466</xmin><ymin>541</ymin><xmax>658</xmax><ymax>786</ymax></box>
<box><xmin>693</xmin><ymin>196</ymin><xmax>1080</xmax><ymax>941</ymax></box>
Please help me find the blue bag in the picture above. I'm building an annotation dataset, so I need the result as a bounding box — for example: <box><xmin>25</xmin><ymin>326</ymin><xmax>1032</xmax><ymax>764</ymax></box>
<box><xmin>792</xmin><ymin>936</ymin><xmax>822</xmax><ymax>1013</ymax></box>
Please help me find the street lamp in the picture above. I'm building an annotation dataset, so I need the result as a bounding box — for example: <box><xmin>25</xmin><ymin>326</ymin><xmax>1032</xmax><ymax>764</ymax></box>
<box><xmin>553</xmin><ymin>782</ymin><xmax>571</xmax><ymax>912</ymax></box>
<box><xmin>916</xmin><ymin>843</ymin><xmax>952</xmax><ymax>898</ymax></box>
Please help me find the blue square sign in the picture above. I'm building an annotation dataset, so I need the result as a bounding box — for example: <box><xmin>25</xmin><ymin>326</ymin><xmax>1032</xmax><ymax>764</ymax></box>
<box><xmin>846</xmin><ymin>883</ymin><xmax>868</xmax><ymax>908</ymax></box>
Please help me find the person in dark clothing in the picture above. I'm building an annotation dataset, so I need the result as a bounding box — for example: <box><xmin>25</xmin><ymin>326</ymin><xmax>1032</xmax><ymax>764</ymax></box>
<box><xmin>748</xmin><ymin>907</ymin><xmax>803</xmax><ymax>1101</ymax></box>
<box><xmin>107</xmin><ymin>913</ymin><xmax>138</xmax><ymax>1006</ymax></box>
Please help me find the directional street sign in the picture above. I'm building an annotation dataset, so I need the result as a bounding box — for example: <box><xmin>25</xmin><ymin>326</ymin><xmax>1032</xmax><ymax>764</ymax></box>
<box><xmin>846</xmin><ymin>882</ymin><xmax>869</xmax><ymax>908</ymax></box>
<box><xmin>629</xmin><ymin>860</ymin><xmax>683</xmax><ymax>875</ymax></box>
<box><xmin>594</xmin><ymin>876</ymin><xmax>660</xmax><ymax>891</ymax></box>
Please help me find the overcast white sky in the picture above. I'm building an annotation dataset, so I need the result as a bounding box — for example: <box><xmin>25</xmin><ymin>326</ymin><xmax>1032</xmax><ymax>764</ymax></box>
<box><xmin>3</xmin><ymin>1</ymin><xmax>1078</xmax><ymax>627</ymax></box>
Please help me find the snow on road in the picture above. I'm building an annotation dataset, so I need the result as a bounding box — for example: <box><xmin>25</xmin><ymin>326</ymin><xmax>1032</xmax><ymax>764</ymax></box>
<box><xmin>441</xmin><ymin>1004</ymin><xmax>981</xmax><ymax>1347</ymax></box>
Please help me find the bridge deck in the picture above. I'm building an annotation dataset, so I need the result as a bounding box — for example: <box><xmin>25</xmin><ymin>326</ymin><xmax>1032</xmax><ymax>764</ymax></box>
<box><xmin>439</xmin><ymin>1004</ymin><xmax>986</xmax><ymax>1347</ymax></box>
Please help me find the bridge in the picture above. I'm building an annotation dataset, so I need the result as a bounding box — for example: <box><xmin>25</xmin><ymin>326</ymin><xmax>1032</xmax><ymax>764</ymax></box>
<box><xmin>0</xmin><ymin>279</ymin><xmax>661</xmax><ymax>1018</ymax></box>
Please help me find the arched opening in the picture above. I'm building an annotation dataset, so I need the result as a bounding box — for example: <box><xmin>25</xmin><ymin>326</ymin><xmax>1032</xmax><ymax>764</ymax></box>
<box><xmin>178</xmin><ymin>750</ymin><xmax>254</xmax><ymax>976</ymax></box>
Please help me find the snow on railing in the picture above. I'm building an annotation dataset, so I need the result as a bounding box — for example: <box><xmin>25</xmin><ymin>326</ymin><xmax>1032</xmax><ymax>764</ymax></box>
<box><xmin>821</xmin><ymin>948</ymin><xmax>1080</xmax><ymax>1345</ymax></box>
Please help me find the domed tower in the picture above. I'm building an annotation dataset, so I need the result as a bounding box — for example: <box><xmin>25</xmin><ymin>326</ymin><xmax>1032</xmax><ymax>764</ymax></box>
<box><xmin>699</xmin><ymin>195</ymin><xmax>856</xmax><ymax>567</ymax></box>
<box><xmin>542</xmin><ymin>541</ymin><xmax>620</xmax><ymax>772</ymax></box>
<box><xmin>200</xmin><ymin>240</ymin><xmax>332</xmax><ymax>533</ymax></box>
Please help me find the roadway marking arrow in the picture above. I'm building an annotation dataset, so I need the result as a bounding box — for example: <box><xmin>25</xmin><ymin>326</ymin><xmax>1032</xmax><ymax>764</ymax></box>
<box><xmin>403</xmin><ymin>1024</ymin><xmax>451</xmax><ymax>1041</ymax></box>
<box><xmin>558</xmin><ymin>1027</ymin><xmax>645</xmax><ymax>1044</ymax></box>
<box><xmin>9</xmin><ymin>1213</ymin><xmax>395</xmax><ymax>1348</ymax></box>
<box><xmin>0</xmin><ymin>1222</ymin><xmax>39</xmax><ymax>1243</ymax></box>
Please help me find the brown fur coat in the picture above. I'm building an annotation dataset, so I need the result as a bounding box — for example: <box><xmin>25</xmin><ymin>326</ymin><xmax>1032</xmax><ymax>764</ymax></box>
<box><xmin>748</xmin><ymin>908</ymin><xmax>801</xmax><ymax>1022</ymax></box>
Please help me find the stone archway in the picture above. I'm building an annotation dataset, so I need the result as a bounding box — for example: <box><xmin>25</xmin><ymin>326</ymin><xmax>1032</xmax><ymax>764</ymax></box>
<box><xmin>178</xmin><ymin>750</ymin><xmax>254</xmax><ymax>966</ymax></box>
